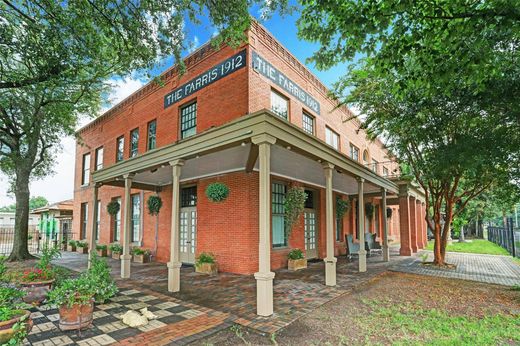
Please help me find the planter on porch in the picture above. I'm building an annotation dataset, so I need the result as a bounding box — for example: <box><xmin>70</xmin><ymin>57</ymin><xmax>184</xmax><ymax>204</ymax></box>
<box><xmin>287</xmin><ymin>248</ymin><xmax>307</xmax><ymax>271</ymax></box>
<box><xmin>111</xmin><ymin>252</ymin><xmax>121</xmax><ymax>260</ymax></box>
<box><xmin>20</xmin><ymin>279</ymin><xmax>55</xmax><ymax>305</ymax></box>
<box><xmin>68</xmin><ymin>240</ymin><xmax>77</xmax><ymax>252</ymax></box>
<box><xmin>131</xmin><ymin>248</ymin><xmax>151</xmax><ymax>263</ymax></box>
<box><xmin>195</xmin><ymin>252</ymin><xmax>217</xmax><ymax>275</ymax></box>
<box><xmin>76</xmin><ymin>241</ymin><xmax>88</xmax><ymax>254</ymax></box>
<box><xmin>58</xmin><ymin>300</ymin><xmax>94</xmax><ymax>331</ymax></box>
<box><xmin>109</xmin><ymin>243</ymin><xmax>123</xmax><ymax>260</ymax></box>
<box><xmin>95</xmin><ymin>245</ymin><xmax>108</xmax><ymax>257</ymax></box>
<box><xmin>0</xmin><ymin>310</ymin><xmax>33</xmax><ymax>344</ymax></box>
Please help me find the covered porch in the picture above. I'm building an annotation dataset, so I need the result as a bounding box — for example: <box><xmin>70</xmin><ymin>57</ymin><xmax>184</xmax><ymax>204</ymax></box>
<box><xmin>88</xmin><ymin>109</ymin><xmax>412</xmax><ymax>317</ymax></box>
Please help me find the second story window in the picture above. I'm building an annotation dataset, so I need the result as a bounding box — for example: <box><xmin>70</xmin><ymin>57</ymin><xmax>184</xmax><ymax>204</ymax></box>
<box><xmin>350</xmin><ymin>144</ymin><xmax>359</xmax><ymax>161</ymax></box>
<box><xmin>325</xmin><ymin>127</ymin><xmax>339</xmax><ymax>150</ymax></box>
<box><xmin>372</xmin><ymin>159</ymin><xmax>378</xmax><ymax>173</ymax></box>
<box><xmin>302</xmin><ymin>112</ymin><xmax>314</xmax><ymax>135</ymax></box>
<box><xmin>363</xmin><ymin>150</ymin><xmax>369</xmax><ymax>165</ymax></box>
<box><xmin>95</xmin><ymin>147</ymin><xmax>103</xmax><ymax>171</ymax></box>
<box><xmin>147</xmin><ymin>120</ymin><xmax>157</xmax><ymax>150</ymax></box>
<box><xmin>130</xmin><ymin>128</ymin><xmax>139</xmax><ymax>157</ymax></box>
<box><xmin>180</xmin><ymin>102</ymin><xmax>197</xmax><ymax>139</ymax></box>
<box><xmin>383</xmin><ymin>166</ymin><xmax>389</xmax><ymax>177</ymax></box>
<box><xmin>82</xmin><ymin>153</ymin><xmax>90</xmax><ymax>185</ymax></box>
<box><xmin>271</xmin><ymin>90</ymin><xmax>288</xmax><ymax>119</ymax></box>
<box><xmin>116</xmin><ymin>136</ymin><xmax>124</xmax><ymax>162</ymax></box>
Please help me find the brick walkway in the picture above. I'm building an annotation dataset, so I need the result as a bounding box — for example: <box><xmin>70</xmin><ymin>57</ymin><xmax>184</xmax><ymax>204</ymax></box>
<box><xmin>54</xmin><ymin>248</ymin><xmax>406</xmax><ymax>334</ymax></box>
<box><xmin>390</xmin><ymin>251</ymin><xmax>520</xmax><ymax>286</ymax></box>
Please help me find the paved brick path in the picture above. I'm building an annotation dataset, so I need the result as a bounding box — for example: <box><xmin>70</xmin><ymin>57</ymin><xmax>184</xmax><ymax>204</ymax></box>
<box><xmin>390</xmin><ymin>251</ymin><xmax>520</xmax><ymax>286</ymax></box>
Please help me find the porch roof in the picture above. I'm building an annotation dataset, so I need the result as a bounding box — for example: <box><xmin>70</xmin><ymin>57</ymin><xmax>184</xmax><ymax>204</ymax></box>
<box><xmin>92</xmin><ymin>110</ymin><xmax>400</xmax><ymax>195</ymax></box>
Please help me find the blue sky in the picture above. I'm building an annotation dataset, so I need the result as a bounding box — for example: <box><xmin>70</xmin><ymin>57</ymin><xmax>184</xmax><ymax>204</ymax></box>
<box><xmin>0</xmin><ymin>4</ymin><xmax>352</xmax><ymax>207</ymax></box>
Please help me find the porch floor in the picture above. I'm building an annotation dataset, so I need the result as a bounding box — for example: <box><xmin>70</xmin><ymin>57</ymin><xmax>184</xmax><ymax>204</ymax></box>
<box><xmin>54</xmin><ymin>248</ymin><xmax>406</xmax><ymax>334</ymax></box>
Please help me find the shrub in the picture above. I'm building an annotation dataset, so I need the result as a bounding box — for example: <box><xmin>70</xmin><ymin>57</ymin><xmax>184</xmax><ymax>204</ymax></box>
<box><xmin>76</xmin><ymin>241</ymin><xmax>88</xmax><ymax>248</ymax></box>
<box><xmin>205</xmin><ymin>182</ymin><xmax>229</xmax><ymax>202</ymax></box>
<box><xmin>109</xmin><ymin>243</ymin><xmax>123</xmax><ymax>253</ymax></box>
<box><xmin>131</xmin><ymin>247</ymin><xmax>150</xmax><ymax>256</ymax></box>
<box><xmin>96</xmin><ymin>244</ymin><xmax>108</xmax><ymax>251</ymax></box>
<box><xmin>68</xmin><ymin>240</ymin><xmax>77</xmax><ymax>247</ymax></box>
<box><xmin>0</xmin><ymin>256</ymin><xmax>6</xmax><ymax>280</ymax></box>
<box><xmin>85</xmin><ymin>253</ymin><xmax>118</xmax><ymax>303</ymax></box>
<box><xmin>47</xmin><ymin>276</ymin><xmax>95</xmax><ymax>308</ymax></box>
<box><xmin>288</xmin><ymin>249</ymin><xmax>304</xmax><ymax>260</ymax></box>
<box><xmin>195</xmin><ymin>252</ymin><xmax>216</xmax><ymax>267</ymax></box>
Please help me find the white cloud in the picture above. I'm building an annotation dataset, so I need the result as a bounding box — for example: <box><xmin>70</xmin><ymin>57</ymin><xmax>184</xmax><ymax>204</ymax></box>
<box><xmin>0</xmin><ymin>77</ymin><xmax>146</xmax><ymax>208</ymax></box>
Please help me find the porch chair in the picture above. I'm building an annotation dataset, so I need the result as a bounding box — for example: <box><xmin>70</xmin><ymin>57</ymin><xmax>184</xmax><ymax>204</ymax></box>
<box><xmin>345</xmin><ymin>234</ymin><xmax>360</xmax><ymax>261</ymax></box>
<box><xmin>366</xmin><ymin>233</ymin><xmax>383</xmax><ymax>256</ymax></box>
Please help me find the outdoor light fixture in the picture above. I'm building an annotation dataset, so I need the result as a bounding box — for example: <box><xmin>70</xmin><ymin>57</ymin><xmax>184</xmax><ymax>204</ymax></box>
<box><xmin>241</xmin><ymin>142</ymin><xmax>246</xmax><ymax>146</ymax></box>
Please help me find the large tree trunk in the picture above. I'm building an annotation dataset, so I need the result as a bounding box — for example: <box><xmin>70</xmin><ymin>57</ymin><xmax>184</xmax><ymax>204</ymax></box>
<box><xmin>8</xmin><ymin>170</ymin><xmax>34</xmax><ymax>261</ymax></box>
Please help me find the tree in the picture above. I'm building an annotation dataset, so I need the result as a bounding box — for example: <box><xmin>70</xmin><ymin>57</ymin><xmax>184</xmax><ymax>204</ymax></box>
<box><xmin>0</xmin><ymin>196</ymin><xmax>48</xmax><ymax>212</ymax></box>
<box><xmin>296</xmin><ymin>1</ymin><xmax>520</xmax><ymax>265</ymax></box>
<box><xmin>1</xmin><ymin>0</ymin><xmax>288</xmax><ymax>261</ymax></box>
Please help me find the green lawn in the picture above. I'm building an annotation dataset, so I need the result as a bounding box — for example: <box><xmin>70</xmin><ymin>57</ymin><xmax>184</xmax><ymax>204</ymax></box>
<box><xmin>425</xmin><ymin>239</ymin><xmax>510</xmax><ymax>256</ymax></box>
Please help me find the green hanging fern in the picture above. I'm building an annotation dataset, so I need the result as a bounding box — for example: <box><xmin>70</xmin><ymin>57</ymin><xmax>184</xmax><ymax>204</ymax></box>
<box><xmin>205</xmin><ymin>182</ymin><xmax>230</xmax><ymax>202</ymax></box>
<box><xmin>336</xmin><ymin>197</ymin><xmax>350</xmax><ymax>219</ymax></box>
<box><xmin>386</xmin><ymin>207</ymin><xmax>393</xmax><ymax>218</ymax></box>
<box><xmin>106</xmin><ymin>200</ymin><xmax>120</xmax><ymax>216</ymax></box>
<box><xmin>365</xmin><ymin>203</ymin><xmax>375</xmax><ymax>219</ymax></box>
<box><xmin>147</xmin><ymin>195</ymin><xmax>163</xmax><ymax>215</ymax></box>
<box><xmin>284</xmin><ymin>187</ymin><xmax>307</xmax><ymax>238</ymax></box>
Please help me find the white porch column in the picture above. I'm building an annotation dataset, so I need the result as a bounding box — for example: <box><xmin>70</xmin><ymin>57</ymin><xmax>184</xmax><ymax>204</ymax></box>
<box><xmin>87</xmin><ymin>184</ymin><xmax>99</xmax><ymax>269</ymax></box>
<box><xmin>323</xmin><ymin>162</ymin><xmax>337</xmax><ymax>286</ymax></box>
<box><xmin>168</xmin><ymin>159</ymin><xmax>184</xmax><ymax>292</ymax></box>
<box><xmin>252</xmin><ymin>134</ymin><xmax>276</xmax><ymax>317</ymax></box>
<box><xmin>121</xmin><ymin>174</ymin><xmax>134</xmax><ymax>279</ymax></box>
<box><xmin>357</xmin><ymin>178</ymin><xmax>367</xmax><ymax>272</ymax></box>
<box><xmin>381</xmin><ymin>188</ymin><xmax>390</xmax><ymax>262</ymax></box>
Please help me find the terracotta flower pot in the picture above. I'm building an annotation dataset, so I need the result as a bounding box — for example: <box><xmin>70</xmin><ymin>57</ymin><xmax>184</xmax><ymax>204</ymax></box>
<box><xmin>133</xmin><ymin>254</ymin><xmax>150</xmax><ymax>263</ymax></box>
<box><xmin>20</xmin><ymin>279</ymin><xmax>55</xmax><ymax>305</ymax></box>
<box><xmin>58</xmin><ymin>300</ymin><xmax>94</xmax><ymax>331</ymax></box>
<box><xmin>195</xmin><ymin>262</ymin><xmax>218</xmax><ymax>275</ymax></box>
<box><xmin>0</xmin><ymin>310</ymin><xmax>33</xmax><ymax>344</ymax></box>
<box><xmin>70</xmin><ymin>245</ymin><xmax>77</xmax><ymax>252</ymax></box>
<box><xmin>288</xmin><ymin>258</ymin><xmax>307</xmax><ymax>271</ymax></box>
<box><xmin>112</xmin><ymin>252</ymin><xmax>121</xmax><ymax>260</ymax></box>
<box><xmin>96</xmin><ymin>249</ymin><xmax>107</xmax><ymax>257</ymax></box>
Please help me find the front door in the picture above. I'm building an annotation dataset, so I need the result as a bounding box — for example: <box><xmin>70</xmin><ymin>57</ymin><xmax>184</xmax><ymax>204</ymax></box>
<box><xmin>304</xmin><ymin>209</ymin><xmax>317</xmax><ymax>259</ymax></box>
<box><xmin>179</xmin><ymin>207</ymin><xmax>197</xmax><ymax>264</ymax></box>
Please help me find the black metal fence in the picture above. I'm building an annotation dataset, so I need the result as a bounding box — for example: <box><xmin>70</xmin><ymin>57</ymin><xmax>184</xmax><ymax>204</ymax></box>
<box><xmin>0</xmin><ymin>227</ymin><xmax>76</xmax><ymax>256</ymax></box>
<box><xmin>488</xmin><ymin>226</ymin><xmax>519</xmax><ymax>258</ymax></box>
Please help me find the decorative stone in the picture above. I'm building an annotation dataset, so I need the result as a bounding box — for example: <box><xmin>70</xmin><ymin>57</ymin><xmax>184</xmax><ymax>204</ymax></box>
<box><xmin>120</xmin><ymin>310</ymin><xmax>148</xmax><ymax>328</ymax></box>
<box><xmin>140</xmin><ymin>308</ymin><xmax>157</xmax><ymax>320</ymax></box>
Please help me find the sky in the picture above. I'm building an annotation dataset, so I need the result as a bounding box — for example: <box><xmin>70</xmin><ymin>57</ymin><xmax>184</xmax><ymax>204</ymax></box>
<box><xmin>0</xmin><ymin>3</ymin><xmax>350</xmax><ymax>207</ymax></box>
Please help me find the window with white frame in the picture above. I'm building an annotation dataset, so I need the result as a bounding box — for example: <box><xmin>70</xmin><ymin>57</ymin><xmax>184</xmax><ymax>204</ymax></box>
<box><xmin>147</xmin><ymin>120</ymin><xmax>157</xmax><ymax>150</ymax></box>
<box><xmin>113</xmin><ymin>197</ymin><xmax>121</xmax><ymax>242</ymax></box>
<box><xmin>180</xmin><ymin>102</ymin><xmax>197</xmax><ymax>139</ymax></box>
<box><xmin>325</xmin><ymin>127</ymin><xmax>339</xmax><ymax>150</ymax></box>
<box><xmin>130</xmin><ymin>128</ymin><xmax>139</xmax><ymax>157</ymax></box>
<box><xmin>80</xmin><ymin>202</ymin><xmax>88</xmax><ymax>239</ymax></box>
<box><xmin>116</xmin><ymin>136</ymin><xmax>124</xmax><ymax>162</ymax></box>
<box><xmin>383</xmin><ymin>166</ymin><xmax>389</xmax><ymax>177</ymax></box>
<box><xmin>95</xmin><ymin>200</ymin><xmax>100</xmax><ymax>240</ymax></box>
<box><xmin>271</xmin><ymin>90</ymin><xmax>288</xmax><ymax>119</ymax></box>
<box><xmin>372</xmin><ymin>159</ymin><xmax>378</xmax><ymax>173</ymax></box>
<box><xmin>95</xmin><ymin>147</ymin><xmax>103</xmax><ymax>171</ymax></box>
<box><xmin>302</xmin><ymin>112</ymin><xmax>314</xmax><ymax>135</ymax></box>
<box><xmin>82</xmin><ymin>153</ymin><xmax>90</xmax><ymax>185</ymax></box>
<box><xmin>350</xmin><ymin>144</ymin><xmax>359</xmax><ymax>161</ymax></box>
<box><xmin>272</xmin><ymin>182</ymin><xmax>287</xmax><ymax>248</ymax></box>
<box><xmin>131</xmin><ymin>194</ymin><xmax>141</xmax><ymax>242</ymax></box>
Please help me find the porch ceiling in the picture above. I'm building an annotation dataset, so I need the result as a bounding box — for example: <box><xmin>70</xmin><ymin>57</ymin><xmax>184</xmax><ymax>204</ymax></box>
<box><xmin>92</xmin><ymin>109</ymin><xmax>399</xmax><ymax>195</ymax></box>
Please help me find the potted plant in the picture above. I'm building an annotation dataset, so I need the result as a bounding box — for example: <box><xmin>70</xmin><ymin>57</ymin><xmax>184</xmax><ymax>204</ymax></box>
<box><xmin>109</xmin><ymin>243</ymin><xmax>123</xmax><ymax>260</ymax></box>
<box><xmin>95</xmin><ymin>244</ymin><xmax>108</xmax><ymax>257</ymax></box>
<box><xmin>287</xmin><ymin>248</ymin><xmax>307</xmax><ymax>271</ymax></box>
<box><xmin>61</xmin><ymin>240</ymin><xmax>68</xmax><ymax>251</ymax></box>
<box><xmin>195</xmin><ymin>252</ymin><xmax>218</xmax><ymax>275</ymax></box>
<box><xmin>47</xmin><ymin>276</ymin><xmax>95</xmax><ymax>331</ymax></box>
<box><xmin>68</xmin><ymin>240</ymin><xmax>77</xmax><ymax>252</ymax></box>
<box><xmin>0</xmin><ymin>285</ymin><xmax>32</xmax><ymax>344</ymax></box>
<box><xmin>18</xmin><ymin>245</ymin><xmax>60</xmax><ymax>305</ymax></box>
<box><xmin>131</xmin><ymin>247</ymin><xmax>151</xmax><ymax>263</ymax></box>
<box><xmin>76</xmin><ymin>241</ymin><xmax>88</xmax><ymax>254</ymax></box>
<box><xmin>85</xmin><ymin>254</ymin><xmax>118</xmax><ymax>304</ymax></box>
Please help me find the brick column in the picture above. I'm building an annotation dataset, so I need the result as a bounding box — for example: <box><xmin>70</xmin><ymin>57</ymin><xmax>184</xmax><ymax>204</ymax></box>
<box><xmin>409</xmin><ymin>196</ymin><xmax>418</xmax><ymax>253</ymax></box>
<box><xmin>398</xmin><ymin>186</ymin><xmax>412</xmax><ymax>256</ymax></box>
<box><xmin>416</xmin><ymin>200</ymin><xmax>424</xmax><ymax>250</ymax></box>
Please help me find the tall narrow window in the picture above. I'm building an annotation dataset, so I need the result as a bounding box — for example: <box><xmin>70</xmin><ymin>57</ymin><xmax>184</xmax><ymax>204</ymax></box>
<box><xmin>130</xmin><ymin>128</ymin><xmax>139</xmax><ymax>157</ymax></box>
<box><xmin>383</xmin><ymin>167</ymin><xmax>389</xmax><ymax>177</ymax></box>
<box><xmin>95</xmin><ymin>200</ymin><xmax>101</xmax><ymax>241</ymax></box>
<box><xmin>363</xmin><ymin>150</ymin><xmax>369</xmax><ymax>165</ymax></box>
<box><xmin>350</xmin><ymin>144</ymin><xmax>359</xmax><ymax>161</ymax></box>
<box><xmin>180</xmin><ymin>102</ymin><xmax>197</xmax><ymax>139</ymax></box>
<box><xmin>147</xmin><ymin>120</ymin><xmax>157</xmax><ymax>150</ymax></box>
<box><xmin>113</xmin><ymin>197</ymin><xmax>121</xmax><ymax>242</ymax></box>
<box><xmin>271</xmin><ymin>90</ymin><xmax>288</xmax><ymax>119</ymax></box>
<box><xmin>302</xmin><ymin>112</ymin><xmax>314</xmax><ymax>135</ymax></box>
<box><xmin>272</xmin><ymin>182</ymin><xmax>287</xmax><ymax>248</ymax></box>
<box><xmin>95</xmin><ymin>147</ymin><xmax>103</xmax><ymax>171</ymax></box>
<box><xmin>372</xmin><ymin>159</ymin><xmax>378</xmax><ymax>173</ymax></box>
<box><xmin>80</xmin><ymin>202</ymin><xmax>88</xmax><ymax>239</ymax></box>
<box><xmin>131</xmin><ymin>194</ymin><xmax>141</xmax><ymax>242</ymax></box>
<box><xmin>82</xmin><ymin>153</ymin><xmax>90</xmax><ymax>185</ymax></box>
<box><xmin>116</xmin><ymin>136</ymin><xmax>124</xmax><ymax>162</ymax></box>
<box><xmin>325</xmin><ymin>127</ymin><xmax>339</xmax><ymax>150</ymax></box>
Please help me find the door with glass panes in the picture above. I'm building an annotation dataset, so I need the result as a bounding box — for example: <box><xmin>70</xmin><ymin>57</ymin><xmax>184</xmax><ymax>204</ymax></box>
<box><xmin>179</xmin><ymin>186</ymin><xmax>197</xmax><ymax>264</ymax></box>
<box><xmin>304</xmin><ymin>189</ymin><xmax>318</xmax><ymax>259</ymax></box>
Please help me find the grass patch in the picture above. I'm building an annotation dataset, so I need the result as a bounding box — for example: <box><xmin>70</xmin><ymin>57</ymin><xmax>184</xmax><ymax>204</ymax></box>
<box><xmin>425</xmin><ymin>239</ymin><xmax>510</xmax><ymax>256</ymax></box>
<box><xmin>358</xmin><ymin>299</ymin><xmax>520</xmax><ymax>346</ymax></box>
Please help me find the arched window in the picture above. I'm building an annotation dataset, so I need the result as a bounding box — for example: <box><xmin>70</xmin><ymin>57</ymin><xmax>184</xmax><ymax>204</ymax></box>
<box><xmin>362</xmin><ymin>150</ymin><xmax>369</xmax><ymax>164</ymax></box>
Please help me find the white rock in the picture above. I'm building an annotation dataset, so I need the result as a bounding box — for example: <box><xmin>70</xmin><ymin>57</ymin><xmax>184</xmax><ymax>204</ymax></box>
<box><xmin>140</xmin><ymin>308</ymin><xmax>157</xmax><ymax>320</ymax></box>
<box><xmin>120</xmin><ymin>310</ymin><xmax>148</xmax><ymax>327</ymax></box>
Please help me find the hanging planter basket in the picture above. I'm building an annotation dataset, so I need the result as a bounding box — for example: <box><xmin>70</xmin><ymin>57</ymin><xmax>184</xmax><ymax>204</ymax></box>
<box><xmin>365</xmin><ymin>203</ymin><xmax>375</xmax><ymax>219</ymax></box>
<box><xmin>205</xmin><ymin>182</ymin><xmax>230</xmax><ymax>202</ymax></box>
<box><xmin>106</xmin><ymin>200</ymin><xmax>120</xmax><ymax>216</ymax></box>
<box><xmin>284</xmin><ymin>186</ymin><xmax>307</xmax><ymax>238</ymax></box>
<box><xmin>147</xmin><ymin>195</ymin><xmax>163</xmax><ymax>215</ymax></box>
<box><xmin>386</xmin><ymin>207</ymin><xmax>393</xmax><ymax>218</ymax></box>
<box><xmin>336</xmin><ymin>197</ymin><xmax>350</xmax><ymax>219</ymax></box>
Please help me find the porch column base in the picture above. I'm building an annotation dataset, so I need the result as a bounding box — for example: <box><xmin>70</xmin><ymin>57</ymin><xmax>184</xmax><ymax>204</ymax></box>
<box><xmin>167</xmin><ymin>261</ymin><xmax>182</xmax><ymax>292</ymax></box>
<box><xmin>382</xmin><ymin>245</ymin><xmax>390</xmax><ymax>262</ymax></box>
<box><xmin>324</xmin><ymin>257</ymin><xmax>337</xmax><ymax>286</ymax></box>
<box><xmin>255</xmin><ymin>271</ymin><xmax>275</xmax><ymax>316</ymax></box>
<box><xmin>120</xmin><ymin>254</ymin><xmax>132</xmax><ymax>279</ymax></box>
<box><xmin>358</xmin><ymin>249</ymin><xmax>367</xmax><ymax>272</ymax></box>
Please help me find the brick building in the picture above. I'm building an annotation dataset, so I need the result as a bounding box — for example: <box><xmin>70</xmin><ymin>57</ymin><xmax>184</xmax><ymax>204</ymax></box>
<box><xmin>73</xmin><ymin>21</ymin><xmax>427</xmax><ymax>316</ymax></box>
